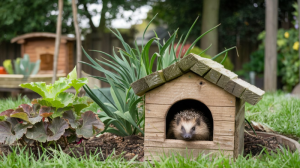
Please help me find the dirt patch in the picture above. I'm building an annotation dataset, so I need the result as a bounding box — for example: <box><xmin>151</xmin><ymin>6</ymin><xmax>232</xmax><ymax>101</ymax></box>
<box><xmin>244</xmin><ymin>132</ymin><xmax>280</xmax><ymax>156</ymax></box>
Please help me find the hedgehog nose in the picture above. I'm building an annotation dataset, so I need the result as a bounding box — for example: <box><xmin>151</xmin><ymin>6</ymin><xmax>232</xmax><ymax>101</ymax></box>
<box><xmin>183</xmin><ymin>134</ymin><xmax>192</xmax><ymax>139</ymax></box>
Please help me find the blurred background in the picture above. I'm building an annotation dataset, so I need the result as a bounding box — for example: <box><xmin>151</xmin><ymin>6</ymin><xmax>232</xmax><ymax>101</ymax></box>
<box><xmin>0</xmin><ymin>0</ymin><xmax>298</xmax><ymax>97</ymax></box>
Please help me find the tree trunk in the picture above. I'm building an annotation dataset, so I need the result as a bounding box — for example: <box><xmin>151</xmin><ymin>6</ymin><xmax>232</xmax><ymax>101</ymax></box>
<box><xmin>52</xmin><ymin>0</ymin><xmax>63</xmax><ymax>83</ymax></box>
<box><xmin>72</xmin><ymin>0</ymin><xmax>82</xmax><ymax>78</ymax></box>
<box><xmin>264</xmin><ymin>0</ymin><xmax>278</xmax><ymax>91</ymax></box>
<box><xmin>98</xmin><ymin>0</ymin><xmax>108</xmax><ymax>32</ymax></box>
<box><xmin>200</xmin><ymin>0</ymin><xmax>220</xmax><ymax>56</ymax></box>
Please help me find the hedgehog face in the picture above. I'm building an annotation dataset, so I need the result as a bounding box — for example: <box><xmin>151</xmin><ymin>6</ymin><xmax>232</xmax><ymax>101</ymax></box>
<box><xmin>177</xmin><ymin>118</ymin><xmax>201</xmax><ymax>140</ymax></box>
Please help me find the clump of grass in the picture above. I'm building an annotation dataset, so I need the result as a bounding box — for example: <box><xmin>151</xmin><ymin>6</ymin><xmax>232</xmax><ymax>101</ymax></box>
<box><xmin>0</xmin><ymin>95</ymin><xmax>30</xmax><ymax>112</ymax></box>
<box><xmin>0</xmin><ymin>147</ymin><xmax>299</xmax><ymax>167</ymax></box>
<box><xmin>245</xmin><ymin>91</ymin><xmax>300</xmax><ymax>137</ymax></box>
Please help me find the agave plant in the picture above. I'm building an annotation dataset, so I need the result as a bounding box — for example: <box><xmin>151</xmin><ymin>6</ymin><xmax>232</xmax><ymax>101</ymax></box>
<box><xmin>0</xmin><ymin>67</ymin><xmax>104</xmax><ymax>145</ymax></box>
<box><xmin>83</xmin><ymin>15</ymin><xmax>237</xmax><ymax>137</ymax></box>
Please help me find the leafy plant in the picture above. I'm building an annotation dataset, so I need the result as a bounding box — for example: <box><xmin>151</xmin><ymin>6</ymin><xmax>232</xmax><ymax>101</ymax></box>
<box><xmin>248</xmin><ymin>28</ymin><xmax>299</xmax><ymax>91</ymax></box>
<box><xmin>83</xmin><ymin>15</ymin><xmax>237</xmax><ymax>137</ymax></box>
<box><xmin>0</xmin><ymin>67</ymin><xmax>104</xmax><ymax>145</ymax></box>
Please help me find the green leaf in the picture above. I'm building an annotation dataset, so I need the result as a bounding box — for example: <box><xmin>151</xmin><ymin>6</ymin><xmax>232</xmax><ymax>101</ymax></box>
<box><xmin>71</xmin><ymin>78</ymin><xmax>88</xmax><ymax>96</ymax></box>
<box><xmin>67</xmin><ymin>67</ymin><xmax>77</xmax><ymax>80</ymax></box>
<box><xmin>26</xmin><ymin>122</ymin><xmax>47</xmax><ymax>142</ymax></box>
<box><xmin>20</xmin><ymin>82</ymin><xmax>49</xmax><ymax>98</ymax></box>
<box><xmin>76</xmin><ymin>111</ymin><xmax>104</xmax><ymax>138</ymax></box>
<box><xmin>39</xmin><ymin>92</ymin><xmax>74</xmax><ymax>109</ymax></box>
<box><xmin>73</xmin><ymin>96</ymin><xmax>93</xmax><ymax>114</ymax></box>
<box><xmin>10</xmin><ymin>112</ymin><xmax>29</xmax><ymax>122</ymax></box>
<box><xmin>47</xmin><ymin>118</ymin><xmax>69</xmax><ymax>141</ymax></box>
<box><xmin>115</xmin><ymin>111</ymin><xmax>144</xmax><ymax>134</ymax></box>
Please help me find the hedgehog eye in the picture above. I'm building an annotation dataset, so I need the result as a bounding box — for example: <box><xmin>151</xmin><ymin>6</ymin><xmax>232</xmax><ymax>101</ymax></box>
<box><xmin>192</xmin><ymin>127</ymin><xmax>195</xmax><ymax>131</ymax></box>
<box><xmin>181</xmin><ymin>126</ymin><xmax>184</xmax><ymax>130</ymax></box>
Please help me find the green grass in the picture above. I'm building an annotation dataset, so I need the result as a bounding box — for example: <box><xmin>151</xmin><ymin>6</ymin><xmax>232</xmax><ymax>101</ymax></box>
<box><xmin>245</xmin><ymin>91</ymin><xmax>300</xmax><ymax>138</ymax></box>
<box><xmin>0</xmin><ymin>95</ymin><xmax>30</xmax><ymax>112</ymax></box>
<box><xmin>1</xmin><ymin>147</ymin><xmax>299</xmax><ymax>168</ymax></box>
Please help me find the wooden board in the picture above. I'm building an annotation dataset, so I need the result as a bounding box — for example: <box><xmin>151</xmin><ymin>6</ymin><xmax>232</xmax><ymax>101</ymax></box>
<box><xmin>224</xmin><ymin>78</ymin><xmax>251</xmax><ymax>98</ymax></box>
<box><xmin>177</xmin><ymin>53</ymin><xmax>198</xmax><ymax>72</ymax></box>
<box><xmin>0</xmin><ymin>74</ymin><xmax>65</xmax><ymax>88</ymax></box>
<box><xmin>144</xmin><ymin>70</ymin><xmax>166</xmax><ymax>89</ymax></box>
<box><xmin>190</xmin><ymin>57</ymin><xmax>224</xmax><ymax>76</ymax></box>
<box><xmin>145</xmin><ymin>72</ymin><xmax>236</xmax><ymax>107</ymax></box>
<box><xmin>216</xmin><ymin>68</ymin><xmax>238</xmax><ymax>88</ymax></box>
<box><xmin>234</xmin><ymin>98</ymin><xmax>245</xmax><ymax>158</ymax></box>
<box><xmin>240</xmin><ymin>85</ymin><xmax>265</xmax><ymax>105</ymax></box>
<box><xmin>145</xmin><ymin>117</ymin><xmax>235</xmax><ymax>136</ymax></box>
<box><xmin>144</xmin><ymin>147</ymin><xmax>233</xmax><ymax>161</ymax></box>
<box><xmin>162</xmin><ymin>63</ymin><xmax>183</xmax><ymax>81</ymax></box>
<box><xmin>145</xmin><ymin>104</ymin><xmax>235</xmax><ymax>121</ymax></box>
<box><xmin>130</xmin><ymin>77</ymin><xmax>149</xmax><ymax>96</ymax></box>
<box><xmin>144</xmin><ymin>136</ymin><xmax>234</xmax><ymax>150</ymax></box>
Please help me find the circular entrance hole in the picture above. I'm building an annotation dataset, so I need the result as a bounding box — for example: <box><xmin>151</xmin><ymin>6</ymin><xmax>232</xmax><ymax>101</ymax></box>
<box><xmin>165</xmin><ymin>99</ymin><xmax>213</xmax><ymax>141</ymax></box>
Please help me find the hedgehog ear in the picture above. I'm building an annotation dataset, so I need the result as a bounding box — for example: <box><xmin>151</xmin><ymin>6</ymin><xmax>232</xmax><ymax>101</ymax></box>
<box><xmin>196</xmin><ymin>117</ymin><xmax>201</xmax><ymax>125</ymax></box>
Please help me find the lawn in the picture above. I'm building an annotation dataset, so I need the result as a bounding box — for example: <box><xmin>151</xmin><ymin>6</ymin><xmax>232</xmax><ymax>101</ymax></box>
<box><xmin>0</xmin><ymin>92</ymin><xmax>300</xmax><ymax>167</ymax></box>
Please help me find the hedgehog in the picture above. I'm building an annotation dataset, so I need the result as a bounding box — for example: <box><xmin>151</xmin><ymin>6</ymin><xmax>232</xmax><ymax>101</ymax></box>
<box><xmin>167</xmin><ymin>109</ymin><xmax>212</xmax><ymax>141</ymax></box>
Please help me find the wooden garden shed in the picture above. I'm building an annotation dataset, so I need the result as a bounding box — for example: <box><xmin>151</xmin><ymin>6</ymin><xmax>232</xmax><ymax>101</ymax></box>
<box><xmin>11</xmin><ymin>32</ymin><xmax>75</xmax><ymax>74</ymax></box>
<box><xmin>131</xmin><ymin>53</ymin><xmax>265</xmax><ymax>160</ymax></box>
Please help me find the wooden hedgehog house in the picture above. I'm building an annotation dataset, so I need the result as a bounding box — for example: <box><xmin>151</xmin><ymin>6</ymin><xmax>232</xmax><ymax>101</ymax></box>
<box><xmin>131</xmin><ymin>53</ymin><xmax>265</xmax><ymax>160</ymax></box>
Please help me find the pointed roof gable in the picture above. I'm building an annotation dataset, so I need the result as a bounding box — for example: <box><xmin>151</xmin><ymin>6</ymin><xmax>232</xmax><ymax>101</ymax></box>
<box><xmin>131</xmin><ymin>53</ymin><xmax>265</xmax><ymax>105</ymax></box>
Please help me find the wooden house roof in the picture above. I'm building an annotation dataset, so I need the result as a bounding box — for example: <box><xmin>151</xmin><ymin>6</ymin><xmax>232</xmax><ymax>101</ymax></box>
<box><xmin>131</xmin><ymin>53</ymin><xmax>265</xmax><ymax>105</ymax></box>
<box><xmin>11</xmin><ymin>32</ymin><xmax>75</xmax><ymax>43</ymax></box>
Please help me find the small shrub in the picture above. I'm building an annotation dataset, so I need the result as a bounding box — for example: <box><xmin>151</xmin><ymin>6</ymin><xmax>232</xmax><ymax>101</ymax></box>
<box><xmin>0</xmin><ymin>67</ymin><xmax>104</xmax><ymax>145</ymax></box>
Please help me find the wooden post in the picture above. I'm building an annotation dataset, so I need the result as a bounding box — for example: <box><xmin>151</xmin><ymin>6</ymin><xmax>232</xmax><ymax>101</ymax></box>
<box><xmin>72</xmin><ymin>0</ymin><xmax>82</xmax><ymax>78</ymax></box>
<box><xmin>200</xmin><ymin>0</ymin><xmax>220</xmax><ymax>56</ymax></box>
<box><xmin>52</xmin><ymin>0</ymin><xmax>63</xmax><ymax>83</ymax></box>
<box><xmin>264</xmin><ymin>0</ymin><xmax>278</xmax><ymax>91</ymax></box>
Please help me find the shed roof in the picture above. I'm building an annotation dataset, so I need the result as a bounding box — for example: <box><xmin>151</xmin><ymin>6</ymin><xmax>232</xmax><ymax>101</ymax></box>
<box><xmin>11</xmin><ymin>32</ymin><xmax>75</xmax><ymax>43</ymax></box>
<box><xmin>131</xmin><ymin>53</ymin><xmax>265</xmax><ymax>105</ymax></box>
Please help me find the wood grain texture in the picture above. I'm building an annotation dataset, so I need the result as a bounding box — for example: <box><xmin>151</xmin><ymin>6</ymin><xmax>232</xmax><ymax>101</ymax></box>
<box><xmin>130</xmin><ymin>77</ymin><xmax>149</xmax><ymax>96</ymax></box>
<box><xmin>144</xmin><ymin>70</ymin><xmax>166</xmax><ymax>89</ymax></box>
<box><xmin>162</xmin><ymin>63</ymin><xmax>183</xmax><ymax>81</ymax></box>
<box><xmin>234</xmin><ymin>98</ymin><xmax>245</xmax><ymax>158</ymax></box>
<box><xmin>177</xmin><ymin>53</ymin><xmax>198</xmax><ymax>72</ymax></box>
<box><xmin>240</xmin><ymin>85</ymin><xmax>265</xmax><ymax>105</ymax></box>
<box><xmin>145</xmin><ymin>117</ymin><xmax>235</xmax><ymax>136</ymax></box>
<box><xmin>145</xmin><ymin>72</ymin><xmax>236</xmax><ymax>106</ymax></box>
<box><xmin>145</xmin><ymin>104</ymin><xmax>235</xmax><ymax>122</ymax></box>
<box><xmin>144</xmin><ymin>147</ymin><xmax>233</xmax><ymax>161</ymax></box>
<box><xmin>224</xmin><ymin>78</ymin><xmax>251</xmax><ymax>98</ymax></box>
<box><xmin>216</xmin><ymin>68</ymin><xmax>238</xmax><ymax>88</ymax></box>
<box><xmin>144</xmin><ymin>138</ymin><xmax>234</xmax><ymax>150</ymax></box>
<box><xmin>204</xmin><ymin>68</ymin><xmax>222</xmax><ymax>84</ymax></box>
<box><xmin>190</xmin><ymin>57</ymin><xmax>224</xmax><ymax>76</ymax></box>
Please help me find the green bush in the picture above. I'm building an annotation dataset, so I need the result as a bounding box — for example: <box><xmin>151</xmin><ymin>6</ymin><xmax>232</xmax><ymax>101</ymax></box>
<box><xmin>0</xmin><ymin>67</ymin><xmax>104</xmax><ymax>145</ymax></box>
<box><xmin>246</xmin><ymin>28</ymin><xmax>300</xmax><ymax>91</ymax></box>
